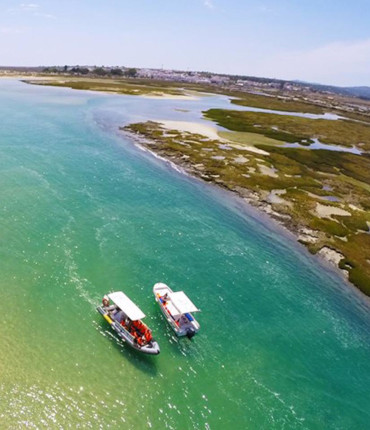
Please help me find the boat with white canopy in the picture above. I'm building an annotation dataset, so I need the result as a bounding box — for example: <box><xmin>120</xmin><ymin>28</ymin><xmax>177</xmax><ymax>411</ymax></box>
<box><xmin>97</xmin><ymin>291</ymin><xmax>160</xmax><ymax>355</ymax></box>
<box><xmin>153</xmin><ymin>283</ymin><xmax>200</xmax><ymax>338</ymax></box>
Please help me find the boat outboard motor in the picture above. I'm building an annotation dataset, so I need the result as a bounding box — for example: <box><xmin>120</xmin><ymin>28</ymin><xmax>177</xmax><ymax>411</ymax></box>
<box><xmin>186</xmin><ymin>328</ymin><xmax>196</xmax><ymax>339</ymax></box>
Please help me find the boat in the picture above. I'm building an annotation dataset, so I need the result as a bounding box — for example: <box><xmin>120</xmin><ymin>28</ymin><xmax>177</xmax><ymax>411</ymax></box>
<box><xmin>153</xmin><ymin>283</ymin><xmax>200</xmax><ymax>338</ymax></box>
<box><xmin>97</xmin><ymin>291</ymin><xmax>160</xmax><ymax>355</ymax></box>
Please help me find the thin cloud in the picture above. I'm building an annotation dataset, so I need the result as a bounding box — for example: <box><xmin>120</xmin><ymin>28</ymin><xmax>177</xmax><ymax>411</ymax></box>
<box><xmin>19</xmin><ymin>3</ymin><xmax>40</xmax><ymax>10</ymax></box>
<box><xmin>8</xmin><ymin>3</ymin><xmax>55</xmax><ymax>19</ymax></box>
<box><xmin>203</xmin><ymin>0</ymin><xmax>214</xmax><ymax>9</ymax></box>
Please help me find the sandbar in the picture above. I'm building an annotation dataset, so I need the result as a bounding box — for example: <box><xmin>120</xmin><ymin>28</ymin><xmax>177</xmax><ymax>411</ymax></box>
<box><xmin>159</xmin><ymin>120</ymin><xmax>223</xmax><ymax>141</ymax></box>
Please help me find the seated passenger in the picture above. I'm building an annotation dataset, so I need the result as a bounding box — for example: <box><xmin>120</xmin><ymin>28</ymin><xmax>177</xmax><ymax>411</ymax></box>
<box><xmin>137</xmin><ymin>336</ymin><xmax>145</xmax><ymax>346</ymax></box>
<box><xmin>144</xmin><ymin>329</ymin><xmax>152</xmax><ymax>343</ymax></box>
<box><xmin>107</xmin><ymin>304</ymin><xmax>118</xmax><ymax>315</ymax></box>
<box><xmin>161</xmin><ymin>293</ymin><xmax>169</xmax><ymax>305</ymax></box>
<box><xmin>125</xmin><ymin>318</ymin><xmax>132</xmax><ymax>330</ymax></box>
<box><xmin>179</xmin><ymin>315</ymin><xmax>188</xmax><ymax>326</ymax></box>
<box><xmin>114</xmin><ymin>310</ymin><xmax>126</xmax><ymax>324</ymax></box>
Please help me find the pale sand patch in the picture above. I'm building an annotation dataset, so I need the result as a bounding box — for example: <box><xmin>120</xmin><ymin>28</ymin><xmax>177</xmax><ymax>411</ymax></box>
<box><xmin>317</xmin><ymin>246</ymin><xmax>345</xmax><ymax>267</ymax></box>
<box><xmin>233</xmin><ymin>155</ymin><xmax>249</xmax><ymax>164</ymax></box>
<box><xmin>228</xmin><ymin>143</ymin><xmax>269</xmax><ymax>155</ymax></box>
<box><xmin>23</xmin><ymin>78</ymin><xmax>64</xmax><ymax>83</ymax></box>
<box><xmin>159</xmin><ymin>120</ymin><xmax>222</xmax><ymax>141</ymax></box>
<box><xmin>258</xmin><ymin>164</ymin><xmax>278</xmax><ymax>178</ymax></box>
<box><xmin>141</xmin><ymin>93</ymin><xmax>198</xmax><ymax>101</ymax></box>
<box><xmin>162</xmin><ymin>131</ymin><xmax>179</xmax><ymax>138</ymax></box>
<box><xmin>158</xmin><ymin>121</ymin><xmax>272</xmax><ymax>156</ymax></box>
<box><xmin>267</xmin><ymin>189</ymin><xmax>292</xmax><ymax>207</ymax></box>
<box><xmin>298</xmin><ymin>227</ymin><xmax>319</xmax><ymax>244</ymax></box>
<box><xmin>0</xmin><ymin>75</ymin><xmax>40</xmax><ymax>79</ymax></box>
<box><xmin>349</xmin><ymin>204</ymin><xmax>364</xmax><ymax>212</ymax></box>
<box><xmin>159</xmin><ymin>120</ymin><xmax>270</xmax><ymax>154</ymax></box>
<box><xmin>315</xmin><ymin>203</ymin><xmax>351</xmax><ymax>219</ymax></box>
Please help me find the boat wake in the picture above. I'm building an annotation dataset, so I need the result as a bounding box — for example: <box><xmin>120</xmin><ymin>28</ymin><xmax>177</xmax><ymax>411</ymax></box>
<box><xmin>63</xmin><ymin>244</ymin><xmax>99</xmax><ymax>308</ymax></box>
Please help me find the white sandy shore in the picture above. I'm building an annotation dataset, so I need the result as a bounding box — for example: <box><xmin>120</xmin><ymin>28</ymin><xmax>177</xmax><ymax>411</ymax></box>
<box><xmin>158</xmin><ymin>120</ymin><xmax>271</xmax><ymax>155</ymax></box>
<box><xmin>317</xmin><ymin>247</ymin><xmax>347</xmax><ymax>275</ymax></box>
<box><xmin>159</xmin><ymin>120</ymin><xmax>223</xmax><ymax>140</ymax></box>
<box><xmin>226</xmin><ymin>143</ymin><xmax>270</xmax><ymax>155</ymax></box>
<box><xmin>141</xmin><ymin>93</ymin><xmax>199</xmax><ymax>101</ymax></box>
<box><xmin>0</xmin><ymin>75</ymin><xmax>39</xmax><ymax>79</ymax></box>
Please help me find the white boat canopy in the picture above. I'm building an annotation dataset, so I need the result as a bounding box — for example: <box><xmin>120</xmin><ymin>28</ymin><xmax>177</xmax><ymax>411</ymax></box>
<box><xmin>108</xmin><ymin>291</ymin><xmax>146</xmax><ymax>321</ymax></box>
<box><xmin>168</xmin><ymin>291</ymin><xmax>199</xmax><ymax>316</ymax></box>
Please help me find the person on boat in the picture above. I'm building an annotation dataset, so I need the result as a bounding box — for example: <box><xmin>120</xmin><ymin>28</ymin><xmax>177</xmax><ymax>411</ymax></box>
<box><xmin>131</xmin><ymin>327</ymin><xmax>146</xmax><ymax>346</ymax></box>
<box><xmin>179</xmin><ymin>315</ymin><xmax>188</xmax><ymax>326</ymax></box>
<box><xmin>103</xmin><ymin>296</ymin><xmax>117</xmax><ymax>311</ymax></box>
<box><xmin>137</xmin><ymin>336</ymin><xmax>145</xmax><ymax>346</ymax></box>
<box><xmin>144</xmin><ymin>329</ymin><xmax>152</xmax><ymax>343</ymax></box>
<box><xmin>132</xmin><ymin>320</ymin><xmax>145</xmax><ymax>334</ymax></box>
<box><xmin>114</xmin><ymin>310</ymin><xmax>127</xmax><ymax>324</ymax></box>
<box><xmin>103</xmin><ymin>296</ymin><xmax>119</xmax><ymax>316</ymax></box>
<box><xmin>125</xmin><ymin>318</ymin><xmax>132</xmax><ymax>330</ymax></box>
<box><xmin>130</xmin><ymin>325</ymin><xmax>139</xmax><ymax>338</ymax></box>
<box><xmin>159</xmin><ymin>293</ymin><xmax>169</xmax><ymax>305</ymax></box>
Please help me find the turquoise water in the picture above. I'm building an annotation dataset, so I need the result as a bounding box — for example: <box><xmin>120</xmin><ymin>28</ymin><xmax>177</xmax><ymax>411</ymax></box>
<box><xmin>1</xmin><ymin>79</ymin><xmax>370</xmax><ymax>429</ymax></box>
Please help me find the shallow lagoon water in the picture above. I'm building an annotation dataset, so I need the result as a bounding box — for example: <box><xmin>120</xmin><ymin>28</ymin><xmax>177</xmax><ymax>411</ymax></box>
<box><xmin>228</xmin><ymin>103</ymin><xmax>345</xmax><ymax>121</ymax></box>
<box><xmin>1</xmin><ymin>80</ymin><xmax>370</xmax><ymax>429</ymax></box>
<box><xmin>282</xmin><ymin>138</ymin><xmax>363</xmax><ymax>155</ymax></box>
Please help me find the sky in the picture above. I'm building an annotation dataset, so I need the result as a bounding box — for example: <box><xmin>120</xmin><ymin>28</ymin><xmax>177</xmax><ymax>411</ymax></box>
<box><xmin>0</xmin><ymin>0</ymin><xmax>370</xmax><ymax>86</ymax></box>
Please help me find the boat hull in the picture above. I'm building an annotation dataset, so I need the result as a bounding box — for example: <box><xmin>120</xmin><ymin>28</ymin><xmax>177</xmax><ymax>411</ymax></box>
<box><xmin>97</xmin><ymin>306</ymin><xmax>160</xmax><ymax>355</ymax></box>
<box><xmin>153</xmin><ymin>283</ymin><xmax>200</xmax><ymax>337</ymax></box>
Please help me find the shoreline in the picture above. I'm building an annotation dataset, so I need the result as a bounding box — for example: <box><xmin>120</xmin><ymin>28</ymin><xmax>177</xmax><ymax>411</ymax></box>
<box><xmin>121</xmin><ymin>128</ymin><xmax>351</xmax><ymax>284</ymax></box>
<box><xmin>122</xmin><ymin>114</ymin><xmax>370</xmax><ymax>296</ymax></box>
<box><xmin>16</xmin><ymin>77</ymin><xmax>370</xmax><ymax>295</ymax></box>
